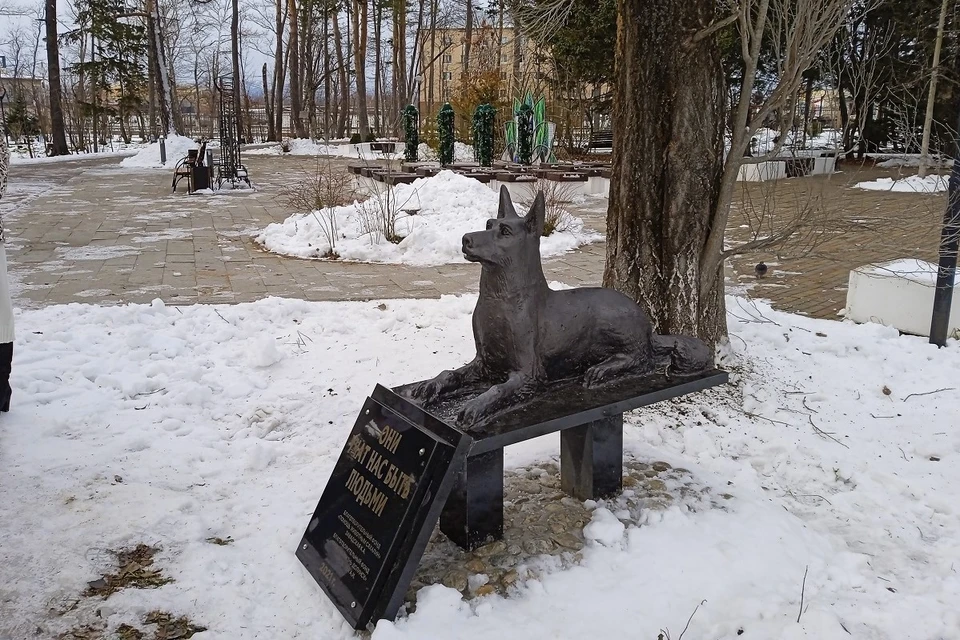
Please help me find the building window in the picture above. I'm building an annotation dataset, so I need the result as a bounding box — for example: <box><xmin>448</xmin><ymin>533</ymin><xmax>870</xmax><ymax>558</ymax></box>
<box><xmin>442</xmin><ymin>72</ymin><xmax>452</xmax><ymax>81</ymax></box>
<box><xmin>443</xmin><ymin>54</ymin><xmax>451</xmax><ymax>63</ymax></box>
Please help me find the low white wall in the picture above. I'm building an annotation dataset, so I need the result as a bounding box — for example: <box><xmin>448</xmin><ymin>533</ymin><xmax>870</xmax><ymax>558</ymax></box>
<box><xmin>738</xmin><ymin>161</ymin><xmax>786</xmax><ymax>182</ymax></box>
<box><xmin>811</xmin><ymin>156</ymin><xmax>836</xmax><ymax>175</ymax></box>
<box><xmin>845</xmin><ymin>259</ymin><xmax>959</xmax><ymax>338</ymax></box>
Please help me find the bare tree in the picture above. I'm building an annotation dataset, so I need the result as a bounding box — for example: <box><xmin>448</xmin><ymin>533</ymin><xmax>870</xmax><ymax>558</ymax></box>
<box><xmin>45</xmin><ymin>0</ymin><xmax>69</xmax><ymax>155</ymax></box>
<box><xmin>695</xmin><ymin>0</ymin><xmax>865</xmax><ymax>332</ymax></box>
<box><xmin>352</xmin><ymin>0</ymin><xmax>370</xmax><ymax>136</ymax></box>
<box><xmin>917</xmin><ymin>0</ymin><xmax>950</xmax><ymax>178</ymax></box>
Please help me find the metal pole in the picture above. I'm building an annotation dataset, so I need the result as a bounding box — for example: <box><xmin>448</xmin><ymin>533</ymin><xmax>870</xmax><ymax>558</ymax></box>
<box><xmin>929</xmin><ymin>107</ymin><xmax>960</xmax><ymax>346</ymax></box>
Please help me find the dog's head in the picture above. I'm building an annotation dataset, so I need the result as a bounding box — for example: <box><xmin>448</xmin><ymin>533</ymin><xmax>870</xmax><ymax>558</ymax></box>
<box><xmin>462</xmin><ymin>186</ymin><xmax>545</xmax><ymax>267</ymax></box>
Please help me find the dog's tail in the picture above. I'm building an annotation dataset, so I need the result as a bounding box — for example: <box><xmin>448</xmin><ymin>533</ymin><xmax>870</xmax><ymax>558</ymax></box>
<box><xmin>651</xmin><ymin>335</ymin><xmax>713</xmax><ymax>375</ymax></box>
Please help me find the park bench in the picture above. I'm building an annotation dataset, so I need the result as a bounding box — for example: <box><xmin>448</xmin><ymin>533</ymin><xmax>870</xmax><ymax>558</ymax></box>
<box><xmin>392</xmin><ymin>370</ymin><xmax>727</xmax><ymax>549</ymax></box>
<box><xmin>172</xmin><ymin>141</ymin><xmax>210</xmax><ymax>194</ymax></box>
<box><xmin>587</xmin><ymin>130</ymin><xmax>613</xmax><ymax>153</ymax></box>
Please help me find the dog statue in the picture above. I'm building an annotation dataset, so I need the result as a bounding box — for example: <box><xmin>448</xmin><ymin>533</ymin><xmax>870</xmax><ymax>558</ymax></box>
<box><xmin>409</xmin><ymin>187</ymin><xmax>712</xmax><ymax>427</ymax></box>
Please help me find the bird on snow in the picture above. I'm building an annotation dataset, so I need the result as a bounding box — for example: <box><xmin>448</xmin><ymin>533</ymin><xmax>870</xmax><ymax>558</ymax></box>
<box><xmin>754</xmin><ymin>262</ymin><xmax>768</xmax><ymax>279</ymax></box>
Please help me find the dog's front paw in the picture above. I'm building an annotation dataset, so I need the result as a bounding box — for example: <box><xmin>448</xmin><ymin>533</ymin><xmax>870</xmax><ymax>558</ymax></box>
<box><xmin>409</xmin><ymin>377</ymin><xmax>444</xmax><ymax>404</ymax></box>
<box><xmin>456</xmin><ymin>395</ymin><xmax>492</xmax><ymax>427</ymax></box>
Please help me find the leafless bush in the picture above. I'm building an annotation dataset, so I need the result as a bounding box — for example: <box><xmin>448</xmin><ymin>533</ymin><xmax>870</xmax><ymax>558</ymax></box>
<box><xmin>280</xmin><ymin>158</ymin><xmax>354</xmax><ymax>258</ymax></box>
<box><xmin>356</xmin><ymin>180</ymin><xmax>404</xmax><ymax>245</ymax></box>
<box><xmin>517</xmin><ymin>179</ymin><xmax>579</xmax><ymax>236</ymax></box>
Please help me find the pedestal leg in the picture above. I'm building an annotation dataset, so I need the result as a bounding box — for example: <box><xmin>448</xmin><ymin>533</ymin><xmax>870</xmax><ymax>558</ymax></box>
<box><xmin>560</xmin><ymin>414</ymin><xmax>623</xmax><ymax>500</ymax></box>
<box><xmin>440</xmin><ymin>449</ymin><xmax>504</xmax><ymax>550</ymax></box>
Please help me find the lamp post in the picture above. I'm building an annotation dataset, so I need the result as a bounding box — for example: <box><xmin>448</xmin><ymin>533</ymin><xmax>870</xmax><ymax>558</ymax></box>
<box><xmin>0</xmin><ymin>86</ymin><xmax>7</xmax><ymax>146</ymax></box>
<box><xmin>929</xmin><ymin>107</ymin><xmax>960</xmax><ymax>346</ymax></box>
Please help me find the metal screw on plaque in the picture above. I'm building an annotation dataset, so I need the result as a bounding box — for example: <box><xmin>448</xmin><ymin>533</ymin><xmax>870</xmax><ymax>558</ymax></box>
<box><xmin>302</xmin><ymin>544</ymin><xmax>307</xmax><ymax>550</ymax></box>
<box><xmin>350</xmin><ymin>602</ymin><xmax>356</xmax><ymax>608</ymax></box>
<box><xmin>419</xmin><ymin>448</ymin><xmax>425</xmax><ymax>456</ymax></box>
<box><xmin>364</xmin><ymin>409</ymin><xmax>370</xmax><ymax>415</ymax></box>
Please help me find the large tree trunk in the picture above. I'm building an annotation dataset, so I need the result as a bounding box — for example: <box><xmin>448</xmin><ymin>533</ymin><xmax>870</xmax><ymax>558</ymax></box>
<box><xmin>263</xmin><ymin>63</ymin><xmax>276</xmax><ymax>141</ymax></box>
<box><xmin>393</xmin><ymin>0</ymin><xmax>408</xmax><ymax>131</ymax></box>
<box><xmin>603</xmin><ymin>0</ymin><xmax>726</xmax><ymax>344</ymax></box>
<box><xmin>273</xmin><ymin>0</ymin><xmax>286</xmax><ymax>139</ymax></box>
<box><xmin>288</xmin><ymin>0</ymin><xmax>306</xmax><ymax>137</ymax></box>
<box><xmin>427</xmin><ymin>0</ymin><xmax>438</xmax><ymax>116</ymax></box>
<box><xmin>334</xmin><ymin>5</ymin><xmax>350</xmax><ymax>137</ymax></box>
<box><xmin>45</xmin><ymin>0</ymin><xmax>69</xmax><ymax>156</ymax></box>
<box><xmin>463</xmin><ymin>0</ymin><xmax>473</xmax><ymax>76</ymax></box>
<box><xmin>373</xmin><ymin>2</ymin><xmax>382</xmax><ymax>135</ymax></box>
<box><xmin>352</xmin><ymin>0</ymin><xmax>370</xmax><ymax>136</ymax></box>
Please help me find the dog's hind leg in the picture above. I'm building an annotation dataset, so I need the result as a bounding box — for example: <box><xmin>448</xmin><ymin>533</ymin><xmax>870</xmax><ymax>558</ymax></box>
<box><xmin>583</xmin><ymin>354</ymin><xmax>648</xmax><ymax>388</ymax></box>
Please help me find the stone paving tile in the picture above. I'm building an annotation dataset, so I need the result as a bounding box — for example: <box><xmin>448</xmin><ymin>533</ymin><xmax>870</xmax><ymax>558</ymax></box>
<box><xmin>3</xmin><ymin>154</ymin><xmax>949</xmax><ymax>320</ymax></box>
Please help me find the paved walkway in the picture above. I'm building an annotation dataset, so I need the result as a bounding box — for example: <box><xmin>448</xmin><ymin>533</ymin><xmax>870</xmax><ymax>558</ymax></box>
<box><xmin>3</xmin><ymin>153</ymin><xmax>947</xmax><ymax>319</ymax></box>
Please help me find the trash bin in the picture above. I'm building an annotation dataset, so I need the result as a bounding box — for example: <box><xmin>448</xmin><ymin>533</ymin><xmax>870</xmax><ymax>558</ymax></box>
<box><xmin>191</xmin><ymin>165</ymin><xmax>210</xmax><ymax>191</ymax></box>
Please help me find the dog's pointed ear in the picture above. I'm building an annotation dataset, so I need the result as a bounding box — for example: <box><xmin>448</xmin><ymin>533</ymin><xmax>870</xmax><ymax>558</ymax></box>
<box><xmin>497</xmin><ymin>185</ymin><xmax>518</xmax><ymax>219</ymax></box>
<box><xmin>524</xmin><ymin>191</ymin><xmax>545</xmax><ymax>236</ymax></box>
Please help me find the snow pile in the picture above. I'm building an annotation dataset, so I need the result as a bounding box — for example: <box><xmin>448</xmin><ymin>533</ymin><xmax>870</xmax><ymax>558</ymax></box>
<box><xmin>854</xmin><ymin>174</ymin><xmax>949</xmax><ymax>193</ymax></box>
<box><xmin>417</xmin><ymin>143</ymin><xmax>439</xmax><ymax>162</ymax></box>
<box><xmin>0</xmin><ymin>295</ymin><xmax>958</xmax><ymax>638</ymax></box>
<box><xmin>411</xmin><ymin>142</ymin><xmax>472</xmax><ymax>163</ymax></box>
<box><xmin>245</xmin><ymin>139</ymin><xmax>347</xmax><ymax>157</ymax></box>
<box><xmin>875</xmin><ymin>155</ymin><xmax>953</xmax><ymax>169</ymax></box>
<box><xmin>805</xmin><ymin>129</ymin><xmax>841</xmax><ymax>149</ymax></box>
<box><xmin>256</xmin><ymin>170</ymin><xmax>600</xmax><ymax>265</ymax></box>
<box><xmin>119</xmin><ymin>135</ymin><xmax>200</xmax><ymax>169</ymax></box>
<box><xmin>454</xmin><ymin>141</ymin><xmax>475</xmax><ymax>162</ymax></box>
<box><xmin>746</xmin><ymin>128</ymin><xmax>839</xmax><ymax>155</ymax></box>
<box><xmin>750</xmin><ymin>128</ymin><xmax>781</xmax><ymax>155</ymax></box>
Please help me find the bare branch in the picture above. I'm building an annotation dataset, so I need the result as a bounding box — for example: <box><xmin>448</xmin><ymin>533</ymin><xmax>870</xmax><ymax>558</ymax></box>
<box><xmin>688</xmin><ymin>12</ymin><xmax>739</xmax><ymax>45</ymax></box>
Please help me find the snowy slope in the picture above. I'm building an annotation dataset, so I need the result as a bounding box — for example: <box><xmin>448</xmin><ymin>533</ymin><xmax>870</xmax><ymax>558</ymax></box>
<box><xmin>0</xmin><ymin>296</ymin><xmax>958</xmax><ymax>639</ymax></box>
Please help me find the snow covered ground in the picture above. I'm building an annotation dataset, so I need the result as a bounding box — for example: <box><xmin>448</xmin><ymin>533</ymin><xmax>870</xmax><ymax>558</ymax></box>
<box><xmin>256</xmin><ymin>170</ymin><xmax>600</xmax><ymax>265</ymax></box>
<box><xmin>0</xmin><ymin>293</ymin><xmax>958</xmax><ymax>639</ymax></box>
<box><xmin>854</xmin><ymin>174</ymin><xmax>950</xmax><ymax>193</ymax></box>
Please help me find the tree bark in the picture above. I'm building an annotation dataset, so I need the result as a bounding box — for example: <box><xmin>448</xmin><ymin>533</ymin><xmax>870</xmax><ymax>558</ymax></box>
<box><xmin>45</xmin><ymin>0</ymin><xmax>69</xmax><ymax>155</ymax></box>
<box><xmin>352</xmin><ymin>0</ymin><xmax>370</xmax><ymax>136</ymax></box>
<box><xmin>603</xmin><ymin>0</ymin><xmax>726</xmax><ymax>343</ymax></box>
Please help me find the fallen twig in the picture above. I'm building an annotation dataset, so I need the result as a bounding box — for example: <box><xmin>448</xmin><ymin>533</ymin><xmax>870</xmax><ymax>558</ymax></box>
<box><xmin>870</xmin><ymin>413</ymin><xmax>895</xmax><ymax>419</ymax></box>
<box><xmin>743</xmin><ymin>409</ymin><xmax>793</xmax><ymax>427</ymax></box>
<box><xmin>677</xmin><ymin>599</ymin><xmax>707</xmax><ymax>640</ymax></box>
<box><xmin>809</xmin><ymin>415</ymin><xmax>849</xmax><ymax>448</ymax></box>
<box><xmin>903</xmin><ymin>387</ymin><xmax>955</xmax><ymax>402</ymax></box>
<box><xmin>798</xmin><ymin>566</ymin><xmax>808</xmax><ymax>623</ymax></box>
<box><xmin>802</xmin><ymin>396</ymin><xmax>819</xmax><ymax>414</ymax></box>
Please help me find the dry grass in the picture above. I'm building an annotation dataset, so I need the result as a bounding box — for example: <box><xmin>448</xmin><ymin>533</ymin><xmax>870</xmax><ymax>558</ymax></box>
<box><xmin>83</xmin><ymin>544</ymin><xmax>172</xmax><ymax>598</ymax></box>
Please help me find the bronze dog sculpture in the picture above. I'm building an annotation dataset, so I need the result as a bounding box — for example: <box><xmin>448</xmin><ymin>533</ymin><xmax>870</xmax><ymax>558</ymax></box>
<box><xmin>409</xmin><ymin>187</ymin><xmax>711</xmax><ymax>427</ymax></box>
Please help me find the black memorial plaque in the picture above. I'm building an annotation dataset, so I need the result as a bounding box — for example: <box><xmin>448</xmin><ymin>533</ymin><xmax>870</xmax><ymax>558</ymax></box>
<box><xmin>296</xmin><ymin>385</ymin><xmax>470</xmax><ymax>630</ymax></box>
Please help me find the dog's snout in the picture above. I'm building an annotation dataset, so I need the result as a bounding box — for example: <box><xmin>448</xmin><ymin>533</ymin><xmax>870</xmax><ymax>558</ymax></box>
<box><xmin>462</xmin><ymin>235</ymin><xmax>473</xmax><ymax>248</ymax></box>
